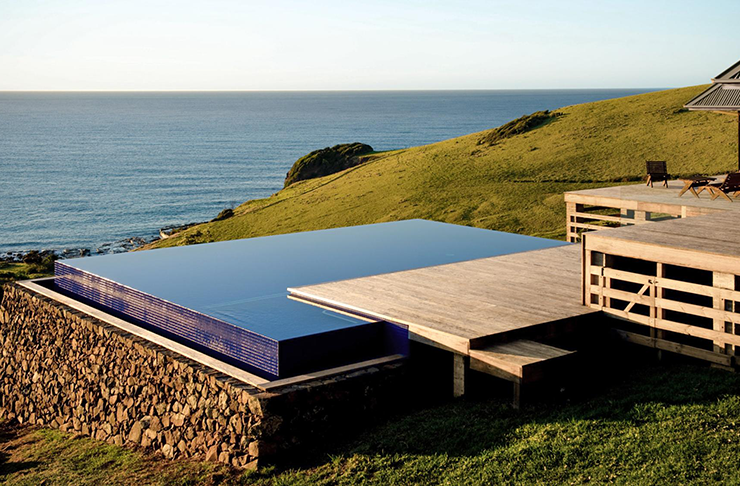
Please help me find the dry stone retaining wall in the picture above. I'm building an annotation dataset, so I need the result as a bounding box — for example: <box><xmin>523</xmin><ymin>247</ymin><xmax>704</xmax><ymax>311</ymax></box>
<box><xmin>0</xmin><ymin>283</ymin><xmax>408</xmax><ymax>468</ymax></box>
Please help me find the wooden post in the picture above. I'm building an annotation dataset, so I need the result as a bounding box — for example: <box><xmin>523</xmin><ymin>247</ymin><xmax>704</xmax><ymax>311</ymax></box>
<box><xmin>452</xmin><ymin>354</ymin><xmax>467</xmax><ymax>398</ymax></box>
<box><xmin>566</xmin><ymin>202</ymin><xmax>575</xmax><ymax>243</ymax></box>
<box><xmin>713</xmin><ymin>272</ymin><xmax>734</xmax><ymax>369</ymax></box>
<box><xmin>512</xmin><ymin>381</ymin><xmax>521</xmax><ymax>410</ymax></box>
<box><xmin>603</xmin><ymin>254</ymin><xmax>613</xmax><ymax>310</ymax></box>
<box><xmin>621</xmin><ymin>209</ymin><xmax>650</xmax><ymax>225</ymax></box>
<box><xmin>620</xmin><ymin>208</ymin><xmax>632</xmax><ymax>225</ymax></box>
<box><xmin>654</xmin><ymin>263</ymin><xmax>664</xmax><ymax>360</ymax></box>
<box><xmin>581</xmin><ymin>236</ymin><xmax>590</xmax><ymax>306</ymax></box>
<box><xmin>566</xmin><ymin>202</ymin><xmax>583</xmax><ymax>242</ymax></box>
<box><xmin>596</xmin><ymin>252</ymin><xmax>607</xmax><ymax>309</ymax></box>
<box><xmin>634</xmin><ymin>210</ymin><xmax>650</xmax><ymax>223</ymax></box>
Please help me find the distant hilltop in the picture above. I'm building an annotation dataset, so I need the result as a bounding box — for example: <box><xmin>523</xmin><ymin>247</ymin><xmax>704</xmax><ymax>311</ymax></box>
<box><xmin>147</xmin><ymin>85</ymin><xmax>735</xmax><ymax>249</ymax></box>
<box><xmin>284</xmin><ymin>142</ymin><xmax>374</xmax><ymax>188</ymax></box>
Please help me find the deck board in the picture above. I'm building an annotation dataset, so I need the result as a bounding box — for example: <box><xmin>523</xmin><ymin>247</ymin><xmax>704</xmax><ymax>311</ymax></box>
<box><xmin>289</xmin><ymin>245</ymin><xmax>597</xmax><ymax>353</ymax></box>
<box><xmin>565</xmin><ymin>179</ymin><xmax>740</xmax><ymax>217</ymax></box>
<box><xmin>587</xmin><ymin>212</ymin><xmax>740</xmax><ymax>257</ymax></box>
<box><xmin>470</xmin><ymin>340</ymin><xmax>576</xmax><ymax>382</ymax></box>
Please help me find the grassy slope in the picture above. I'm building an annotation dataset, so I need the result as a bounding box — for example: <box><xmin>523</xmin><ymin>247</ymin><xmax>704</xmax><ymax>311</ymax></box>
<box><xmin>0</xmin><ymin>263</ymin><xmax>52</xmax><ymax>301</ymax></box>
<box><xmin>3</xmin><ymin>363</ymin><xmax>740</xmax><ymax>485</ymax></box>
<box><xmin>0</xmin><ymin>263</ymin><xmax>51</xmax><ymax>282</ymax></box>
<box><xmin>150</xmin><ymin>85</ymin><xmax>736</xmax><ymax>248</ymax></box>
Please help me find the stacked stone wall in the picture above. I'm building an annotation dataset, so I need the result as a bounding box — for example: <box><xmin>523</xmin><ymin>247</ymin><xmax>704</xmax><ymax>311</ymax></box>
<box><xmin>0</xmin><ymin>283</ymin><xmax>407</xmax><ymax>468</ymax></box>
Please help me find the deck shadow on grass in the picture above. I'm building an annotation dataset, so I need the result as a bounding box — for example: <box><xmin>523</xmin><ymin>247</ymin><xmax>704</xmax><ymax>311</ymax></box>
<box><xmin>352</xmin><ymin>350</ymin><xmax>740</xmax><ymax>459</ymax></box>
<box><xmin>272</xmin><ymin>342</ymin><xmax>740</xmax><ymax>472</ymax></box>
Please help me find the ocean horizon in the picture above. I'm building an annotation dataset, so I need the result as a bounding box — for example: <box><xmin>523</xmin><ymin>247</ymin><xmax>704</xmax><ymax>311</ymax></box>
<box><xmin>0</xmin><ymin>89</ymin><xmax>657</xmax><ymax>255</ymax></box>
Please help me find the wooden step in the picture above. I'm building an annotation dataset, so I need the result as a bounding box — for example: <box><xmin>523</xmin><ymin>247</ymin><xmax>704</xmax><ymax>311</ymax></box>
<box><xmin>469</xmin><ymin>339</ymin><xmax>575</xmax><ymax>385</ymax></box>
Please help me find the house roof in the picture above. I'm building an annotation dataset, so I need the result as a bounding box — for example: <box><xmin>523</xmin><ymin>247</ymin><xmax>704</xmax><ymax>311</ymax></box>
<box><xmin>685</xmin><ymin>59</ymin><xmax>740</xmax><ymax>111</ymax></box>
<box><xmin>714</xmin><ymin>59</ymin><xmax>740</xmax><ymax>81</ymax></box>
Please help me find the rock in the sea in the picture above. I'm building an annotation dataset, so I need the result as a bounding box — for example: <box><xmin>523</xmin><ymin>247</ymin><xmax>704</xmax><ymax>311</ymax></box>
<box><xmin>477</xmin><ymin>110</ymin><xmax>559</xmax><ymax>146</ymax></box>
<box><xmin>283</xmin><ymin>142</ymin><xmax>373</xmax><ymax>188</ymax></box>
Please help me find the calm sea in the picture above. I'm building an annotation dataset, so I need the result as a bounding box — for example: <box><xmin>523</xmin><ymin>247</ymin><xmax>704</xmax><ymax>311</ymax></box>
<box><xmin>0</xmin><ymin>89</ymin><xmax>654</xmax><ymax>254</ymax></box>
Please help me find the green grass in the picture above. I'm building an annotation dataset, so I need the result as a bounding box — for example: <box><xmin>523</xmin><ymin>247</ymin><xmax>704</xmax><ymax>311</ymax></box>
<box><xmin>3</xmin><ymin>363</ymin><xmax>740</xmax><ymax>485</ymax></box>
<box><xmin>0</xmin><ymin>262</ymin><xmax>52</xmax><ymax>300</ymax></box>
<box><xmin>149</xmin><ymin>85</ymin><xmax>738</xmax><ymax>248</ymax></box>
<box><xmin>0</xmin><ymin>424</ymin><xmax>235</xmax><ymax>485</ymax></box>
<box><xmin>248</xmin><ymin>362</ymin><xmax>740</xmax><ymax>485</ymax></box>
<box><xmin>0</xmin><ymin>262</ymin><xmax>51</xmax><ymax>282</ymax></box>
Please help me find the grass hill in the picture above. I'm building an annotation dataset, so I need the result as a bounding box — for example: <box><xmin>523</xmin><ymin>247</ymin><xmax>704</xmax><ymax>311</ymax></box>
<box><xmin>150</xmin><ymin>85</ymin><xmax>736</xmax><ymax>248</ymax></box>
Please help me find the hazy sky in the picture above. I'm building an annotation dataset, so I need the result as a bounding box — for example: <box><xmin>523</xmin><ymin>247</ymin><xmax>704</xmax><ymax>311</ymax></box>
<box><xmin>1</xmin><ymin>0</ymin><xmax>737</xmax><ymax>91</ymax></box>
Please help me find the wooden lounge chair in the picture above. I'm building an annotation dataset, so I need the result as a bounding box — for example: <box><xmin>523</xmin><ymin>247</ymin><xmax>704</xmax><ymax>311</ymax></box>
<box><xmin>678</xmin><ymin>175</ymin><xmax>715</xmax><ymax>198</ymax></box>
<box><xmin>708</xmin><ymin>172</ymin><xmax>740</xmax><ymax>202</ymax></box>
<box><xmin>646</xmin><ymin>161</ymin><xmax>669</xmax><ymax>187</ymax></box>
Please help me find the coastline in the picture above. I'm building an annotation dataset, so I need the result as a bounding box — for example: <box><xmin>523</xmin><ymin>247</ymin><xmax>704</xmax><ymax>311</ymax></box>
<box><xmin>0</xmin><ymin>221</ymin><xmax>202</xmax><ymax>263</ymax></box>
<box><xmin>1</xmin><ymin>89</ymin><xmax>655</xmax><ymax>263</ymax></box>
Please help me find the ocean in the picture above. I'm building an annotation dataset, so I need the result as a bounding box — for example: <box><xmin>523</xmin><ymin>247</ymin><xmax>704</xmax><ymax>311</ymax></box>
<box><xmin>0</xmin><ymin>89</ymin><xmax>654</xmax><ymax>255</ymax></box>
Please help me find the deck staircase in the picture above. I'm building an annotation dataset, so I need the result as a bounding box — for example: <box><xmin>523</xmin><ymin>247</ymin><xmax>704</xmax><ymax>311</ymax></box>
<box><xmin>469</xmin><ymin>339</ymin><xmax>576</xmax><ymax>408</ymax></box>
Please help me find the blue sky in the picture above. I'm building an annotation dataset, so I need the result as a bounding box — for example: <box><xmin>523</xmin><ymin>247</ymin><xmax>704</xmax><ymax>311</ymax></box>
<box><xmin>0</xmin><ymin>0</ymin><xmax>737</xmax><ymax>90</ymax></box>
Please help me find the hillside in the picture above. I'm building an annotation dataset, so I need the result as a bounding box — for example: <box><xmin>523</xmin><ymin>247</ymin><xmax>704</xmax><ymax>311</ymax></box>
<box><xmin>151</xmin><ymin>85</ymin><xmax>736</xmax><ymax>245</ymax></box>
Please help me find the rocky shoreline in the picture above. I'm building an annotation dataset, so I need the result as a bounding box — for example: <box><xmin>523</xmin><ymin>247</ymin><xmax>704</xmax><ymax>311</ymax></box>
<box><xmin>0</xmin><ymin>221</ymin><xmax>202</xmax><ymax>263</ymax></box>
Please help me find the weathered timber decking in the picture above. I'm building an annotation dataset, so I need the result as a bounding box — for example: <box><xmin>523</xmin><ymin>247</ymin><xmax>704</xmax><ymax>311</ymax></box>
<box><xmin>289</xmin><ymin>245</ymin><xmax>597</xmax><ymax>355</ymax></box>
<box><xmin>564</xmin><ymin>179</ymin><xmax>740</xmax><ymax>242</ymax></box>
<box><xmin>470</xmin><ymin>340</ymin><xmax>576</xmax><ymax>384</ymax></box>
<box><xmin>583</xmin><ymin>211</ymin><xmax>740</xmax><ymax>368</ymax></box>
<box><xmin>289</xmin><ymin>244</ymin><xmax>598</xmax><ymax>405</ymax></box>
<box><xmin>585</xmin><ymin>212</ymin><xmax>740</xmax><ymax>273</ymax></box>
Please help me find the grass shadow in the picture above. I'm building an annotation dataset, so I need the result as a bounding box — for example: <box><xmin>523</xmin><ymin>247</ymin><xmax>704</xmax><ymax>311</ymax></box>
<box><xmin>0</xmin><ymin>452</ymin><xmax>41</xmax><ymax>477</ymax></box>
<box><xmin>0</xmin><ymin>423</ymin><xmax>42</xmax><ymax>478</ymax></box>
<box><xmin>351</xmin><ymin>350</ymin><xmax>740</xmax><ymax>455</ymax></box>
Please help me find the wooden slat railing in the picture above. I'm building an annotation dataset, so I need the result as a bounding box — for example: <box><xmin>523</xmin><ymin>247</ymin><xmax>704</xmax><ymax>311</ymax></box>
<box><xmin>586</xmin><ymin>264</ymin><xmax>739</xmax><ymax>367</ymax></box>
<box><xmin>566</xmin><ymin>202</ymin><xmax>678</xmax><ymax>242</ymax></box>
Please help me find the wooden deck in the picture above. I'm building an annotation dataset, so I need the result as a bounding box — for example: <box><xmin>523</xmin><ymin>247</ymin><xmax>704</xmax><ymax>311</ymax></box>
<box><xmin>564</xmin><ymin>179</ymin><xmax>740</xmax><ymax>242</ymax></box>
<box><xmin>585</xmin><ymin>212</ymin><xmax>740</xmax><ymax>273</ymax></box>
<box><xmin>290</xmin><ymin>190</ymin><xmax>740</xmax><ymax>395</ymax></box>
<box><xmin>289</xmin><ymin>245</ymin><xmax>595</xmax><ymax>355</ymax></box>
<box><xmin>583</xmin><ymin>211</ymin><xmax>740</xmax><ymax>368</ymax></box>
<box><xmin>289</xmin><ymin>243</ymin><xmax>598</xmax><ymax>406</ymax></box>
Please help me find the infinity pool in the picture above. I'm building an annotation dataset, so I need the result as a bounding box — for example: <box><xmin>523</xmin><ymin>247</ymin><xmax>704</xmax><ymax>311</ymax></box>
<box><xmin>55</xmin><ymin>220</ymin><xmax>566</xmax><ymax>378</ymax></box>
